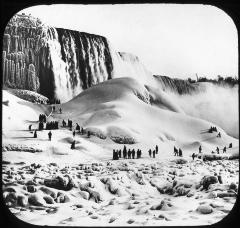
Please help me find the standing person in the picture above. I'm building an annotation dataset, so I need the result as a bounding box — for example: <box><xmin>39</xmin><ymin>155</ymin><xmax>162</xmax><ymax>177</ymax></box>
<box><xmin>29</xmin><ymin>124</ymin><xmax>32</xmax><ymax>131</ymax></box>
<box><xmin>128</xmin><ymin>149</ymin><xmax>131</xmax><ymax>159</ymax></box>
<box><xmin>59</xmin><ymin>107</ymin><xmax>62</xmax><ymax>114</ymax></box>
<box><xmin>113</xmin><ymin>149</ymin><xmax>115</xmax><ymax>160</ymax></box>
<box><xmin>216</xmin><ymin>147</ymin><xmax>220</xmax><ymax>154</ymax></box>
<box><xmin>71</xmin><ymin>140</ymin><xmax>75</xmax><ymax>149</ymax></box>
<box><xmin>229</xmin><ymin>143</ymin><xmax>232</xmax><ymax>148</ymax></box>
<box><xmin>53</xmin><ymin>106</ymin><xmax>55</xmax><ymax>112</ymax></box>
<box><xmin>73</xmin><ymin>130</ymin><xmax>76</xmax><ymax>137</ymax></box>
<box><xmin>48</xmin><ymin>131</ymin><xmax>52</xmax><ymax>141</ymax></box>
<box><xmin>192</xmin><ymin>153</ymin><xmax>195</xmax><ymax>161</ymax></box>
<box><xmin>132</xmin><ymin>149</ymin><xmax>135</xmax><ymax>159</ymax></box>
<box><xmin>174</xmin><ymin>146</ymin><xmax>178</xmax><ymax>156</ymax></box>
<box><xmin>137</xmin><ymin>149</ymin><xmax>140</xmax><ymax>159</ymax></box>
<box><xmin>178</xmin><ymin>148</ymin><xmax>182</xmax><ymax>157</ymax></box>
<box><xmin>199</xmin><ymin>145</ymin><xmax>202</xmax><ymax>153</ymax></box>
<box><xmin>76</xmin><ymin>124</ymin><xmax>80</xmax><ymax>132</ymax></box>
<box><xmin>155</xmin><ymin>145</ymin><xmax>158</xmax><ymax>154</ymax></box>
<box><xmin>113</xmin><ymin>150</ymin><xmax>118</xmax><ymax>160</ymax></box>
<box><xmin>153</xmin><ymin>150</ymin><xmax>156</xmax><ymax>158</ymax></box>
<box><xmin>87</xmin><ymin>131</ymin><xmax>90</xmax><ymax>138</ymax></box>
<box><xmin>62</xmin><ymin>119</ymin><xmax>66</xmax><ymax>127</ymax></box>
<box><xmin>139</xmin><ymin>150</ymin><xmax>142</xmax><ymax>158</ymax></box>
<box><xmin>223</xmin><ymin>146</ymin><xmax>227</xmax><ymax>153</ymax></box>
<box><xmin>209</xmin><ymin>126</ymin><xmax>213</xmax><ymax>133</ymax></box>
<box><xmin>33</xmin><ymin>130</ymin><xmax>37</xmax><ymax>138</ymax></box>
<box><xmin>118</xmin><ymin>150</ymin><xmax>122</xmax><ymax>158</ymax></box>
<box><xmin>149</xmin><ymin>149</ymin><xmax>152</xmax><ymax>158</ymax></box>
<box><xmin>69</xmin><ymin>120</ymin><xmax>72</xmax><ymax>129</ymax></box>
<box><xmin>123</xmin><ymin>146</ymin><xmax>127</xmax><ymax>159</ymax></box>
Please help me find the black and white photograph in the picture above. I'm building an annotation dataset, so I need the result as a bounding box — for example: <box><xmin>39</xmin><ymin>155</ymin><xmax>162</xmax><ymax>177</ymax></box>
<box><xmin>1</xmin><ymin>3</ymin><xmax>239</xmax><ymax>226</ymax></box>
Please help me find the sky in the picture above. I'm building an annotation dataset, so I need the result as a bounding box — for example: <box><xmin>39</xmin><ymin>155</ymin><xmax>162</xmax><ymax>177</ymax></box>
<box><xmin>19</xmin><ymin>4</ymin><xmax>238</xmax><ymax>79</ymax></box>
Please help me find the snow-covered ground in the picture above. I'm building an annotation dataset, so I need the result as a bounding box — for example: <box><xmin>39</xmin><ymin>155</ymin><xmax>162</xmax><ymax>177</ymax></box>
<box><xmin>2</xmin><ymin>78</ymin><xmax>239</xmax><ymax>226</ymax></box>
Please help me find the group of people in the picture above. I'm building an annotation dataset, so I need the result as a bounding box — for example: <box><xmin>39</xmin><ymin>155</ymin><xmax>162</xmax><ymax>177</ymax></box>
<box><xmin>61</xmin><ymin>119</ymin><xmax>73</xmax><ymax>129</ymax></box>
<box><xmin>47</xmin><ymin>98</ymin><xmax>61</xmax><ymax>105</ymax></box>
<box><xmin>191</xmin><ymin>142</ymin><xmax>233</xmax><ymax>161</ymax></box>
<box><xmin>213</xmin><ymin>143</ymin><xmax>232</xmax><ymax>154</ymax></box>
<box><xmin>208</xmin><ymin>126</ymin><xmax>222</xmax><ymax>138</ymax></box>
<box><xmin>46</xmin><ymin>121</ymin><xmax>59</xmax><ymax>130</ymax></box>
<box><xmin>173</xmin><ymin>146</ymin><xmax>183</xmax><ymax>157</ymax></box>
<box><xmin>209</xmin><ymin>126</ymin><xmax>217</xmax><ymax>133</ymax></box>
<box><xmin>52</xmin><ymin>106</ymin><xmax>62</xmax><ymax>114</ymax></box>
<box><xmin>148</xmin><ymin>145</ymin><xmax>159</xmax><ymax>158</ymax></box>
<box><xmin>39</xmin><ymin>114</ymin><xmax>47</xmax><ymax>123</ymax></box>
<box><xmin>113</xmin><ymin>145</ymin><xmax>142</xmax><ymax>160</ymax></box>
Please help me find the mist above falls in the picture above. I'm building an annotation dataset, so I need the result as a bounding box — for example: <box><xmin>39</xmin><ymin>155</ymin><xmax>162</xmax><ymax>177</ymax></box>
<box><xmin>166</xmin><ymin>83</ymin><xmax>239</xmax><ymax>139</ymax></box>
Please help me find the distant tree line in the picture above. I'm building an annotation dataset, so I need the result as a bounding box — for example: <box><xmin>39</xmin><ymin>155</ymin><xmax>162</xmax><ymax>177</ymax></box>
<box><xmin>187</xmin><ymin>75</ymin><xmax>238</xmax><ymax>87</ymax></box>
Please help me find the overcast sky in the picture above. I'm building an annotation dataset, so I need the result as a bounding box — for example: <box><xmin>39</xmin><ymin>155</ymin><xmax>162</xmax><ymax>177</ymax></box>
<box><xmin>19</xmin><ymin>4</ymin><xmax>238</xmax><ymax>79</ymax></box>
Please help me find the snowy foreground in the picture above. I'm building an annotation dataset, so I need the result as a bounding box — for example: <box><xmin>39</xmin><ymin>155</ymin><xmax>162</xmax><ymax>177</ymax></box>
<box><xmin>2</xmin><ymin>84</ymin><xmax>239</xmax><ymax>226</ymax></box>
<box><xmin>2</xmin><ymin>157</ymin><xmax>238</xmax><ymax>226</ymax></box>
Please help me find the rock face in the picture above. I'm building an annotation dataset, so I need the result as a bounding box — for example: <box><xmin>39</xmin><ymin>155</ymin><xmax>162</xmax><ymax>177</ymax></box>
<box><xmin>2</xmin><ymin>15</ymin><xmax>46</xmax><ymax>95</ymax></box>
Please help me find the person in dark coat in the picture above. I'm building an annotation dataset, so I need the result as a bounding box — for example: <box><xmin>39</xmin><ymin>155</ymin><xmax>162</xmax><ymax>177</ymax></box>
<box><xmin>174</xmin><ymin>146</ymin><xmax>178</xmax><ymax>156</ymax></box>
<box><xmin>149</xmin><ymin>149</ymin><xmax>152</xmax><ymax>158</ymax></box>
<box><xmin>132</xmin><ymin>149</ymin><xmax>135</xmax><ymax>159</ymax></box>
<box><xmin>199</xmin><ymin>145</ymin><xmax>202</xmax><ymax>153</ymax></box>
<box><xmin>123</xmin><ymin>145</ymin><xmax>127</xmax><ymax>159</ymax></box>
<box><xmin>53</xmin><ymin>106</ymin><xmax>55</xmax><ymax>112</ymax></box>
<box><xmin>178</xmin><ymin>148</ymin><xmax>182</xmax><ymax>157</ymax></box>
<box><xmin>137</xmin><ymin>149</ymin><xmax>140</xmax><ymax>159</ymax></box>
<box><xmin>62</xmin><ymin>120</ymin><xmax>66</xmax><ymax>127</ymax></box>
<box><xmin>113</xmin><ymin>149</ymin><xmax>115</xmax><ymax>160</ymax></box>
<box><xmin>71</xmin><ymin>140</ymin><xmax>75</xmax><ymax>149</ymax></box>
<box><xmin>153</xmin><ymin>150</ymin><xmax>156</xmax><ymax>158</ymax></box>
<box><xmin>216</xmin><ymin>147</ymin><xmax>220</xmax><ymax>154</ymax></box>
<box><xmin>76</xmin><ymin>124</ymin><xmax>80</xmax><ymax>132</ymax></box>
<box><xmin>87</xmin><ymin>131</ymin><xmax>91</xmax><ymax>138</ymax></box>
<box><xmin>73</xmin><ymin>130</ymin><xmax>76</xmax><ymax>137</ymax></box>
<box><xmin>29</xmin><ymin>124</ymin><xmax>32</xmax><ymax>131</ymax></box>
<box><xmin>209</xmin><ymin>127</ymin><xmax>213</xmax><ymax>133</ymax></box>
<box><xmin>113</xmin><ymin>150</ymin><xmax>118</xmax><ymax>160</ymax></box>
<box><xmin>59</xmin><ymin>108</ymin><xmax>62</xmax><ymax>114</ymax></box>
<box><xmin>48</xmin><ymin>131</ymin><xmax>52</xmax><ymax>141</ymax></box>
<box><xmin>192</xmin><ymin>153</ymin><xmax>195</xmax><ymax>161</ymax></box>
<box><xmin>34</xmin><ymin>130</ymin><xmax>37</xmax><ymax>138</ymax></box>
<box><xmin>229</xmin><ymin>143</ymin><xmax>232</xmax><ymax>148</ymax></box>
<box><xmin>128</xmin><ymin>149</ymin><xmax>131</xmax><ymax>159</ymax></box>
<box><xmin>223</xmin><ymin>146</ymin><xmax>227</xmax><ymax>153</ymax></box>
<box><xmin>217</xmin><ymin>132</ymin><xmax>221</xmax><ymax>138</ymax></box>
<box><xmin>155</xmin><ymin>145</ymin><xmax>158</xmax><ymax>154</ymax></box>
<box><xmin>118</xmin><ymin>150</ymin><xmax>122</xmax><ymax>158</ymax></box>
<box><xmin>38</xmin><ymin>122</ymin><xmax>44</xmax><ymax>130</ymax></box>
<box><xmin>139</xmin><ymin>150</ymin><xmax>142</xmax><ymax>158</ymax></box>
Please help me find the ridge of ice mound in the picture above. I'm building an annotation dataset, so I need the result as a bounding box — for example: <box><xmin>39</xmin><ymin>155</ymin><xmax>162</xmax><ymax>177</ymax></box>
<box><xmin>62</xmin><ymin>77</ymin><xmax>237</xmax><ymax>146</ymax></box>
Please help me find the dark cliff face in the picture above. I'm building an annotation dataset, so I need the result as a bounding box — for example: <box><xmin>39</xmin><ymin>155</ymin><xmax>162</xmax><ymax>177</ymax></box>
<box><xmin>2</xmin><ymin>14</ymin><xmax>55</xmax><ymax>99</ymax></box>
